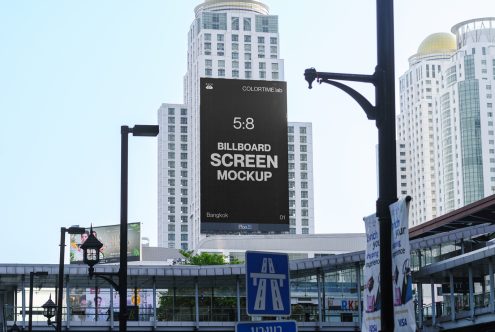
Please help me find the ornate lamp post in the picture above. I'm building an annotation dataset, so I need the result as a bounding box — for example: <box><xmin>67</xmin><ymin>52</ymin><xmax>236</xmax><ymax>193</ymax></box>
<box><xmin>304</xmin><ymin>0</ymin><xmax>397</xmax><ymax>330</ymax></box>
<box><xmin>42</xmin><ymin>294</ymin><xmax>57</xmax><ymax>326</ymax></box>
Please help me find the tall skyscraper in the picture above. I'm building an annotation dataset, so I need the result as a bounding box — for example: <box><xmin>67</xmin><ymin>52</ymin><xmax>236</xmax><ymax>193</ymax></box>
<box><xmin>157</xmin><ymin>0</ymin><xmax>314</xmax><ymax>250</ymax></box>
<box><xmin>397</xmin><ymin>18</ymin><xmax>495</xmax><ymax>226</ymax></box>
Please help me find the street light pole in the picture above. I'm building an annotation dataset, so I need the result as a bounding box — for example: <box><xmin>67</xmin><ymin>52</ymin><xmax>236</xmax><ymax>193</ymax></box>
<box><xmin>56</xmin><ymin>226</ymin><xmax>85</xmax><ymax>332</ymax></box>
<box><xmin>119</xmin><ymin>124</ymin><xmax>159</xmax><ymax>332</ymax></box>
<box><xmin>119</xmin><ymin>125</ymin><xmax>129</xmax><ymax>332</ymax></box>
<box><xmin>304</xmin><ymin>0</ymin><xmax>396</xmax><ymax>330</ymax></box>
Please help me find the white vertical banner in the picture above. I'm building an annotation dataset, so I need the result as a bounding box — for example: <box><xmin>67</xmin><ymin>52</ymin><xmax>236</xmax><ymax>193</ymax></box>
<box><xmin>362</xmin><ymin>214</ymin><xmax>381</xmax><ymax>332</ymax></box>
<box><xmin>390</xmin><ymin>198</ymin><xmax>416</xmax><ymax>332</ymax></box>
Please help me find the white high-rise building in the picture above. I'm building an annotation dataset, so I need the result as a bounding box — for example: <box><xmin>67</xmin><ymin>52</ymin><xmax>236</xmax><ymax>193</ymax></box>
<box><xmin>157</xmin><ymin>0</ymin><xmax>314</xmax><ymax>250</ymax></box>
<box><xmin>397</xmin><ymin>18</ymin><xmax>495</xmax><ymax>226</ymax></box>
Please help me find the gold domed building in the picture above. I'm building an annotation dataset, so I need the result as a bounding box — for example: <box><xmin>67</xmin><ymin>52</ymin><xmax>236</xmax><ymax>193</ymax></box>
<box><xmin>409</xmin><ymin>32</ymin><xmax>456</xmax><ymax>65</ymax></box>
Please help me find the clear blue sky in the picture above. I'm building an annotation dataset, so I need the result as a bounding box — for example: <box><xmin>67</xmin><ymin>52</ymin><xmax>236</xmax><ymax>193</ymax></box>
<box><xmin>1</xmin><ymin>0</ymin><xmax>493</xmax><ymax>263</ymax></box>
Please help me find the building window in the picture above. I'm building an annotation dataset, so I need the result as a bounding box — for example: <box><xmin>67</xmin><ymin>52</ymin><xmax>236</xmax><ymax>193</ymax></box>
<box><xmin>300</xmin><ymin>127</ymin><xmax>307</xmax><ymax>134</ymax></box>
<box><xmin>168</xmin><ymin>234</ymin><xmax>175</xmax><ymax>241</ymax></box>
<box><xmin>258</xmin><ymin>45</ymin><xmax>265</xmax><ymax>53</ymax></box>
<box><xmin>181</xmin><ymin>135</ymin><xmax>187</xmax><ymax>142</ymax></box>
<box><xmin>272</xmin><ymin>72</ymin><xmax>279</xmax><ymax>79</ymax></box>
<box><xmin>244</xmin><ymin>35</ymin><xmax>251</xmax><ymax>43</ymax></box>
<box><xmin>302</xmin><ymin>228</ymin><xmax>309</xmax><ymax>234</ymax></box>
<box><xmin>181</xmin><ymin>126</ymin><xmax>187</xmax><ymax>133</ymax></box>
<box><xmin>243</xmin><ymin>18</ymin><xmax>251</xmax><ymax>31</ymax></box>
<box><xmin>271</xmin><ymin>63</ymin><xmax>279</xmax><ymax>71</ymax></box>
<box><xmin>217</xmin><ymin>34</ymin><xmax>224</xmax><ymax>42</ymax></box>
<box><xmin>258</xmin><ymin>36</ymin><xmax>265</xmax><ymax>43</ymax></box>
<box><xmin>218</xmin><ymin>69</ymin><xmax>225</xmax><ymax>76</ymax></box>
<box><xmin>244</xmin><ymin>53</ymin><xmax>251</xmax><ymax>60</ymax></box>
<box><xmin>232</xmin><ymin>43</ymin><xmax>238</xmax><ymax>51</ymax></box>
<box><xmin>168</xmin><ymin>108</ymin><xmax>175</xmax><ymax>115</ymax></box>
<box><xmin>232</xmin><ymin>70</ymin><xmax>239</xmax><ymax>77</ymax></box>
<box><xmin>168</xmin><ymin>152</ymin><xmax>175</xmax><ymax>159</ymax></box>
<box><xmin>270</xmin><ymin>46</ymin><xmax>277</xmax><ymax>54</ymax></box>
<box><xmin>168</xmin><ymin>161</ymin><xmax>175</xmax><ymax>168</ymax></box>
<box><xmin>245</xmin><ymin>62</ymin><xmax>251</xmax><ymax>69</ymax></box>
<box><xmin>168</xmin><ymin>224</ymin><xmax>175</xmax><ymax>232</ymax></box>
<box><xmin>181</xmin><ymin>234</ymin><xmax>188</xmax><ymax>241</ymax></box>
<box><xmin>300</xmin><ymin>145</ymin><xmax>307</xmax><ymax>152</ymax></box>
<box><xmin>181</xmin><ymin>153</ymin><xmax>188</xmax><ymax>160</ymax></box>
<box><xmin>270</xmin><ymin>37</ymin><xmax>277</xmax><ymax>45</ymax></box>
<box><xmin>180</xmin><ymin>117</ymin><xmax>187</xmax><ymax>125</ymax></box>
<box><xmin>204</xmin><ymin>33</ymin><xmax>211</xmax><ymax>41</ymax></box>
<box><xmin>168</xmin><ymin>125</ymin><xmax>175</xmax><ymax>132</ymax></box>
<box><xmin>288</xmin><ymin>126</ymin><xmax>294</xmax><ymax>133</ymax></box>
<box><xmin>231</xmin><ymin>17</ymin><xmax>239</xmax><ymax>30</ymax></box>
<box><xmin>218</xmin><ymin>60</ymin><xmax>225</xmax><ymax>67</ymax></box>
<box><xmin>302</xmin><ymin>219</ymin><xmax>309</xmax><ymax>226</ymax></box>
<box><xmin>245</xmin><ymin>71</ymin><xmax>252</xmax><ymax>79</ymax></box>
<box><xmin>168</xmin><ymin>117</ymin><xmax>175</xmax><ymax>124</ymax></box>
<box><xmin>232</xmin><ymin>34</ymin><xmax>238</xmax><ymax>42</ymax></box>
<box><xmin>244</xmin><ymin>43</ymin><xmax>251</xmax><ymax>51</ymax></box>
<box><xmin>168</xmin><ymin>134</ymin><xmax>175</xmax><ymax>141</ymax></box>
<box><xmin>232</xmin><ymin>52</ymin><xmax>239</xmax><ymax>60</ymax></box>
<box><xmin>181</xmin><ymin>108</ymin><xmax>187</xmax><ymax>116</ymax></box>
<box><xmin>168</xmin><ymin>215</ymin><xmax>175</xmax><ymax>222</ymax></box>
<box><xmin>205</xmin><ymin>68</ymin><xmax>212</xmax><ymax>76</ymax></box>
<box><xmin>181</xmin><ymin>162</ymin><xmax>187</xmax><ymax>168</ymax></box>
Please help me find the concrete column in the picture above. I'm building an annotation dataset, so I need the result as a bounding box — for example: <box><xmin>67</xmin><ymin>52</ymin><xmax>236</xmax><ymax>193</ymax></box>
<box><xmin>153</xmin><ymin>277</ymin><xmax>157</xmax><ymax>328</ymax></box>
<box><xmin>317</xmin><ymin>269</ymin><xmax>322</xmax><ymax>326</ymax></box>
<box><xmin>321</xmin><ymin>271</ymin><xmax>326</xmax><ymax>323</ymax></box>
<box><xmin>236</xmin><ymin>277</ymin><xmax>241</xmax><ymax>322</ymax></box>
<box><xmin>109</xmin><ymin>286</ymin><xmax>114</xmax><ymax>329</ymax></box>
<box><xmin>449</xmin><ymin>270</ymin><xmax>455</xmax><ymax>322</ymax></box>
<box><xmin>356</xmin><ymin>264</ymin><xmax>362</xmax><ymax>328</ymax></box>
<box><xmin>490</xmin><ymin>258</ymin><xmax>494</xmax><ymax>313</ymax></box>
<box><xmin>21</xmin><ymin>275</ymin><xmax>26</xmax><ymax>329</ymax></box>
<box><xmin>195</xmin><ymin>277</ymin><xmax>199</xmax><ymax>327</ymax></box>
<box><xmin>469</xmin><ymin>265</ymin><xmax>474</xmax><ymax>319</ymax></box>
<box><xmin>417</xmin><ymin>283</ymin><xmax>423</xmax><ymax>328</ymax></box>
<box><xmin>431</xmin><ymin>279</ymin><xmax>436</xmax><ymax>325</ymax></box>
<box><xmin>66</xmin><ymin>276</ymin><xmax>71</xmax><ymax>328</ymax></box>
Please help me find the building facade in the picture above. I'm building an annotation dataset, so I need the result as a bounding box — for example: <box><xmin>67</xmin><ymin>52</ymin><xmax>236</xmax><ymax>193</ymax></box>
<box><xmin>157</xmin><ymin>0</ymin><xmax>314</xmax><ymax>250</ymax></box>
<box><xmin>397</xmin><ymin>18</ymin><xmax>495</xmax><ymax>227</ymax></box>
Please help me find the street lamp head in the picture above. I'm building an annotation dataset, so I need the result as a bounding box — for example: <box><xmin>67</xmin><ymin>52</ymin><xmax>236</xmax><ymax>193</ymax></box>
<box><xmin>80</xmin><ymin>225</ymin><xmax>103</xmax><ymax>267</ymax></box>
<box><xmin>42</xmin><ymin>294</ymin><xmax>57</xmax><ymax>322</ymax></box>
<box><xmin>67</xmin><ymin>226</ymin><xmax>86</xmax><ymax>235</ymax></box>
<box><xmin>132</xmin><ymin>125</ymin><xmax>159</xmax><ymax>137</ymax></box>
<box><xmin>304</xmin><ymin>68</ymin><xmax>317</xmax><ymax>89</ymax></box>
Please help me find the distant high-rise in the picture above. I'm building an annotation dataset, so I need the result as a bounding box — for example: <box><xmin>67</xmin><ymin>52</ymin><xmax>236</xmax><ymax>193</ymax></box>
<box><xmin>397</xmin><ymin>18</ymin><xmax>495</xmax><ymax>226</ymax></box>
<box><xmin>157</xmin><ymin>0</ymin><xmax>314</xmax><ymax>250</ymax></box>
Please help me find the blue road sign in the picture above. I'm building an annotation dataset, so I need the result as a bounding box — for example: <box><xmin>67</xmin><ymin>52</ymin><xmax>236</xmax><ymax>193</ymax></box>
<box><xmin>236</xmin><ymin>320</ymin><xmax>297</xmax><ymax>332</ymax></box>
<box><xmin>246</xmin><ymin>251</ymin><xmax>290</xmax><ymax>316</ymax></box>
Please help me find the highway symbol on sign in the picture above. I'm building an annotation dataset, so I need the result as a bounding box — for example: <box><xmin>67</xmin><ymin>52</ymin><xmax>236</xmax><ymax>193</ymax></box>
<box><xmin>246</xmin><ymin>251</ymin><xmax>290</xmax><ymax>316</ymax></box>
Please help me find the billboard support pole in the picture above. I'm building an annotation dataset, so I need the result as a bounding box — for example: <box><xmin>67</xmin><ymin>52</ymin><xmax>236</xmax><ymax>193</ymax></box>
<box><xmin>304</xmin><ymin>0</ymin><xmax>396</xmax><ymax>330</ymax></box>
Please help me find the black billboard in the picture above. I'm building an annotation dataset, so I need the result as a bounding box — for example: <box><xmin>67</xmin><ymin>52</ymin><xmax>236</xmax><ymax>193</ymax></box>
<box><xmin>200</xmin><ymin>78</ymin><xmax>289</xmax><ymax>233</ymax></box>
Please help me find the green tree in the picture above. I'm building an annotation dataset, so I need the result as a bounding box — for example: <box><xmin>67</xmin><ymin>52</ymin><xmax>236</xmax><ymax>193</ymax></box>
<box><xmin>179</xmin><ymin>250</ymin><xmax>242</xmax><ymax>265</ymax></box>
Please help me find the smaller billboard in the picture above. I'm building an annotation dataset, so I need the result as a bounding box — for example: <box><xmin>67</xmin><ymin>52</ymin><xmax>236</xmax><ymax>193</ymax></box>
<box><xmin>70</xmin><ymin>223</ymin><xmax>141</xmax><ymax>264</ymax></box>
